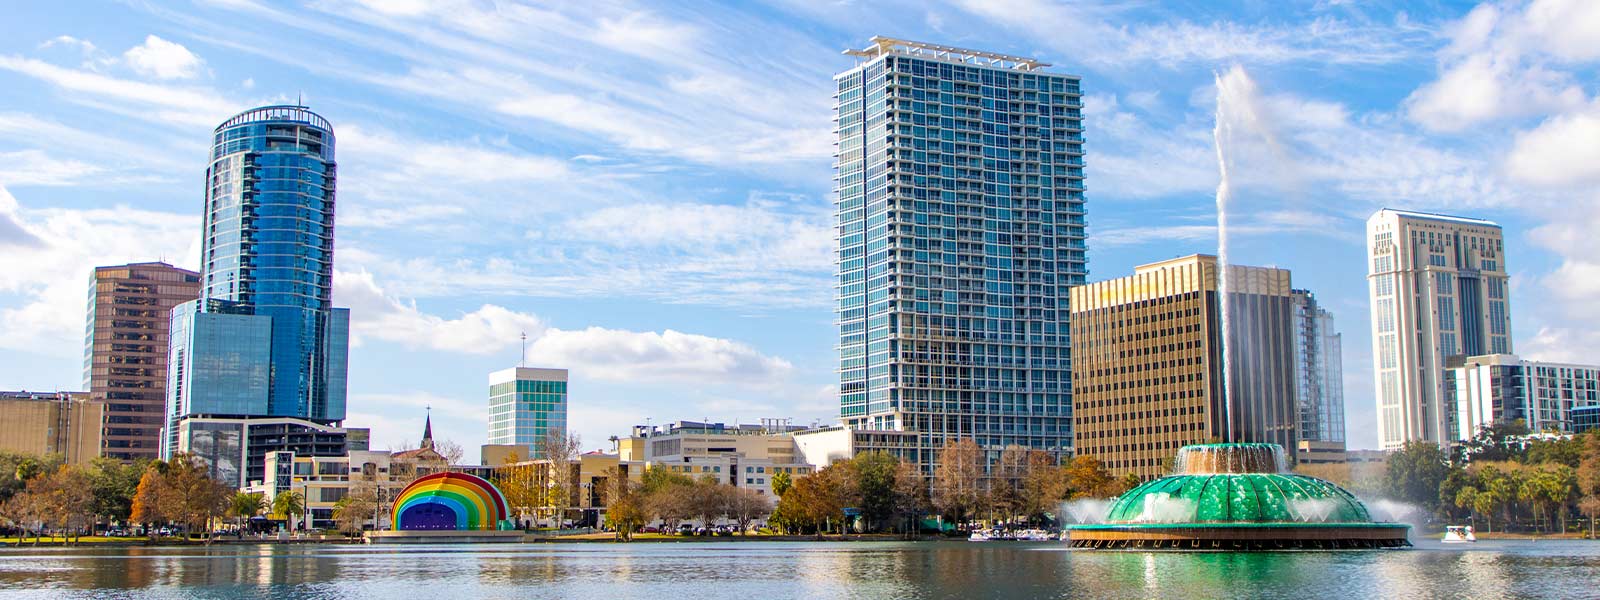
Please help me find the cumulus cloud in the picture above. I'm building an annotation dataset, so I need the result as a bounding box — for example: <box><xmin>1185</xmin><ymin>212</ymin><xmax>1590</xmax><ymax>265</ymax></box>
<box><xmin>0</xmin><ymin>185</ymin><xmax>197</xmax><ymax>355</ymax></box>
<box><xmin>334</xmin><ymin>270</ymin><xmax>793</xmax><ymax>384</ymax></box>
<box><xmin>1405</xmin><ymin>1</ymin><xmax>1600</xmax><ymax>132</ymax></box>
<box><xmin>1506</xmin><ymin>100</ymin><xmax>1600</xmax><ymax>187</ymax></box>
<box><xmin>122</xmin><ymin>35</ymin><xmax>204</xmax><ymax>80</ymax></box>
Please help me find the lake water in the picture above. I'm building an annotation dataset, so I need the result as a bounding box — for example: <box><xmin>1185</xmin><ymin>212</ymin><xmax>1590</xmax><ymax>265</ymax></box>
<box><xmin>2</xmin><ymin>538</ymin><xmax>1598</xmax><ymax>599</ymax></box>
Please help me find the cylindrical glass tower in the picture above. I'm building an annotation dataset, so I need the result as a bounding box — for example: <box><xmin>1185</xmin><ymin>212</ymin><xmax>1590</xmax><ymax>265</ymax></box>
<box><xmin>202</xmin><ymin>105</ymin><xmax>343</xmax><ymax>421</ymax></box>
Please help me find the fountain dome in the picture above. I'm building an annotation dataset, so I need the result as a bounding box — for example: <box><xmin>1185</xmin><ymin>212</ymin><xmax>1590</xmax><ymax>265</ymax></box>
<box><xmin>1068</xmin><ymin>443</ymin><xmax>1410</xmax><ymax>550</ymax></box>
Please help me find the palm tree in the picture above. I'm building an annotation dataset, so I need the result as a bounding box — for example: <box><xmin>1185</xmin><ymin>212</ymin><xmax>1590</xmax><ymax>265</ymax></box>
<box><xmin>273</xmin><ymin>491</ymin><xmax>306</xmax><ymax>532</ymax></box>
<box><xmin>228</xmin><ymin>492</ymin><xmax>265</xmax><ymax>536</ymax></box>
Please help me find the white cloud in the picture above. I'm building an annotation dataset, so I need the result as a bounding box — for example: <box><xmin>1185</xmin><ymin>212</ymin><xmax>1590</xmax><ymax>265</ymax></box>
<box><xmin>0</xmin><ymin>54</ymin><xmax>235</xmax><ymax>127</ymax></box>
<box><xmin>122</xmin><ymin>35</ymin><xmax>204</xmax><ymax>79</ymax></box>
<box><xmin>1405</xmin><ymin>0</ymin><xmax>1600</xmax><ymax>132</ymax></box>
<box><xmin>0</xmin><ymin>185</ymin><xmax>198</xmax><ymax>355</ymax></box>
<box><xmin>1506</xmin><ymin>100</ymin><xmax>1600</xmax><ymax>187</ymax></box>
<box><xmin>0</xmin><ymin>150</ymin><xmax>106</xmax><ymax>186</ymax></box>
<box><xmin>334</xmin><ymin>269</ymin><xmax>794</xmax><ymax>384</ymax></box>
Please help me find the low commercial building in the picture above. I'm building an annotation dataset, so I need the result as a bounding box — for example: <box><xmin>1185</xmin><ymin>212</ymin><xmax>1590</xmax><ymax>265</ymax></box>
<box><xmin>791</xmin><ymin>425</ymin><xmax>923</xmax><ymax>469</ymax></box>
<box><xmin>1296</xmin><ymin>440</ymin><xmax>1348</xmax><ymax>465</ymax></box>
<box><xmin>1447</xmin><ymin>354</ymin><xmax>1600</xmax><ymax>439</ymax></box>
<box><xmin>0</xmin><ymin>391</ymin><xmax>105</xmax><ymax>465</ymax></box>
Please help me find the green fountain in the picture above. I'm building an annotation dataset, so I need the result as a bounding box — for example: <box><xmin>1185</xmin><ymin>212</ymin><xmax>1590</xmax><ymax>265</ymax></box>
<box><xmin>1067</xmin><ymin>443</ymin><xmax>1410</xmax><ymax>550</ymax></box>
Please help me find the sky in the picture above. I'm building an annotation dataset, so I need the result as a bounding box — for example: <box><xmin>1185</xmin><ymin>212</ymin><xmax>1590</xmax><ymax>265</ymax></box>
<box><xmin>2</xmin><ymin>1</ymin><xmax>1599</xmax><ymax>459</ymax></box>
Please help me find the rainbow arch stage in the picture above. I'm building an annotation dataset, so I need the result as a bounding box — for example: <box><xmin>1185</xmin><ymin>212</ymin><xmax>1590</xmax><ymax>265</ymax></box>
<box><xmin>391</xmin><ymin>471</ymin><xmax>509</xmax><ymax>530</ymax></box>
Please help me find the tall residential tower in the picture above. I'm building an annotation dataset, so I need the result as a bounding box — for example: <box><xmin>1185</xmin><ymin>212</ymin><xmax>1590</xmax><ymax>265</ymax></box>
<box><xmin>165</xmin><ymin>105</ymin><xmax>356</xmax><ymax>486</ymax></box>
<box><xmin>84</xmin><ymin>261</ymin><xmax>199</xmax><ymax>461</ymax></box>
<box><xmin>1290</xmin><ymin>290</ymin><xmax>1345</xmax><ymax>445</ymax></box>
<box><xmin>835</xmin><ymin>37</ymin><xmax>1086</xmax><ymax>470</ymax></box>
<box><xmin>1366</xmin><ymin>209</ymin><xmax>1509</xmax><ymax>450</ymax></box>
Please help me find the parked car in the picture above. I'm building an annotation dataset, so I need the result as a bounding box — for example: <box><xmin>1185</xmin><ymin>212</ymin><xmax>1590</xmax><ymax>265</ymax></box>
<box><xmin>641</xmin><ymin>526</ymin><xmax>660</xmax><ymax>533</ymax></box>
<box><xmin>677</xmin><ymin>524</ymin><xmax>695</xmax><ymax>535</ymax></box>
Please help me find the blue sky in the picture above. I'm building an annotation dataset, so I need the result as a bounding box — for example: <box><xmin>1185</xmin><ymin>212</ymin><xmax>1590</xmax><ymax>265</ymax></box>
<box><xmin>2</xmin><ymin>1</ymin><xmax>1599</xmax><ymax>457</ymax></box>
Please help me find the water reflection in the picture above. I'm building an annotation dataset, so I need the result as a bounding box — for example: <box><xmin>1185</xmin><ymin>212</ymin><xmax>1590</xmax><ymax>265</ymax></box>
<box><xmin>0</xmin><ymin>541</ymin><xmax>1597</xmax><ymax>599</ymax></box>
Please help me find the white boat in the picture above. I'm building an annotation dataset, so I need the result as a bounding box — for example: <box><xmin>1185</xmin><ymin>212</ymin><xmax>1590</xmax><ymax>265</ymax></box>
<box><xmin>1442</xmin><ymin>525</ymin><xmax>1476</xmax><ymax>543</ymax></box>
<box><xmin>968</xmin><ymin>530</ymin><xmax>994</xmax><ymax>542</ymax></box>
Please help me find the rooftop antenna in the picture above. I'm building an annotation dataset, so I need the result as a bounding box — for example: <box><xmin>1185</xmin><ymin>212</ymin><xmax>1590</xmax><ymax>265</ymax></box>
<box><xmin>519</xmin><ymin>331</ymin><xmax>527</xmax><ymax>367</ymax></box>
<box><xmin>296</xmin><ymin>91</ymin><xmax>304</xmax><ymax>108</ymax></box>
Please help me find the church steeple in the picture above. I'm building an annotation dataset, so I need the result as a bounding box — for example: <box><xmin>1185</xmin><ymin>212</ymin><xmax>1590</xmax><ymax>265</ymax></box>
<box><xmin>421</xmin><ymin>407</ymin><xmax>434</xmax><ymax>450</ymax></box>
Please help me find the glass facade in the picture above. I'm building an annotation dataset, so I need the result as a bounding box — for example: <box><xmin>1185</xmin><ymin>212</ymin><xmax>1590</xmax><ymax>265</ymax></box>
<box><xmin>487</xmin><ymin>367</ymin><xmax>569</xmax><ymax>456</ymax></box>
<box><xmin>835</xmin><ymin>39</ymin><xmax>1085</xmax><ymax>470</ymax></box>
<box><xmin>165</xmin><ymin>299</ymin><xmax>273</xmax><ymax>454</ymax></box>
<box><xmin>1291</xmin><ymin>290</ymin><xmax>1345</xmax><ymax>444</ymax></box>
<box><xmin>83</xmin><ymin>262</ymin><xmax>200</xmax><ymax>461</ymax></box>
<box><xmin>167</xmin><ymin>106</ymin><xmax>347</xmax><ymax>433</ymax></box>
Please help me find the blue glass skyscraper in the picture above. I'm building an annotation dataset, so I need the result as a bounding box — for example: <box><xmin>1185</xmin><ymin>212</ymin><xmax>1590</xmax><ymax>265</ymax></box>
<box><xmin>166</xmin><ymin>105</ymin><xmax>351</xmax><ymax>474</ymax></box>
<box><xmin>835</xmin><ymin>38</ymin><xmax>1086</xmax><ymax>471</ymax></box>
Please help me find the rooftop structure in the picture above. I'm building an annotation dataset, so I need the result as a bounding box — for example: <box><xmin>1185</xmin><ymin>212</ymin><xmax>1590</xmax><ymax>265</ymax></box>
<box><xmin>843</xmin><ymin>36</ymin><xmax>1052</xmax><ymax>71</ymax></box>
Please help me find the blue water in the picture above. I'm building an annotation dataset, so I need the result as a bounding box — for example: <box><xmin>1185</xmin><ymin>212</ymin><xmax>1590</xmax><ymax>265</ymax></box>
<box><xmin>0</xmin><ymin>538</ymin><xmax>1596</xmax><ymax>599</ymax></box>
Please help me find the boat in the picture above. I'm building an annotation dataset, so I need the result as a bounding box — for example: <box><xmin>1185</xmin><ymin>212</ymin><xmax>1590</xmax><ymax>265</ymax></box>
<box><xmin>1442</xmin><ymin>525</ymin><xmax>1476</xmax><ymax>543</ymax></box>
<box><xmin>968</xmin><ymin>530</ymin><xmax>994</xmax><ymax>542</ymax></box>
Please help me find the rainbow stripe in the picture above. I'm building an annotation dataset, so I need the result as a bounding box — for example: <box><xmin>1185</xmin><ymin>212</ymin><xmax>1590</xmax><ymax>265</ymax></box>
<box><xmin>392</xmin><ymin>472</ymin><xmax>510</xmax><ymax>531</ymax></box>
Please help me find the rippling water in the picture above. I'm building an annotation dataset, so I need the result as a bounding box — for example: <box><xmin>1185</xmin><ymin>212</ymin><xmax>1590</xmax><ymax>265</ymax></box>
<box><xmin>1</xmin><ymin>539</ymin><xmax>1597</xmax><ymax>599</ymax></box>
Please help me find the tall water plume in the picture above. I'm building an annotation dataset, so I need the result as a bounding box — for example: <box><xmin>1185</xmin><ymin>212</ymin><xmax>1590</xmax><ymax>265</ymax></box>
<box><xmin>1211</xmin><ymin>66</ymin><xmax>1279</xmax><ymax>443</ymax></box>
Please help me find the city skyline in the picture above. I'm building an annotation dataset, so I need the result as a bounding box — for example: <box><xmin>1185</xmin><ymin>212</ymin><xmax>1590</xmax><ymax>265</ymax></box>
<box><xmin>3</xmin><ymin>2</ymin><xmax>1599</xmax><ymax>457</ymax></box>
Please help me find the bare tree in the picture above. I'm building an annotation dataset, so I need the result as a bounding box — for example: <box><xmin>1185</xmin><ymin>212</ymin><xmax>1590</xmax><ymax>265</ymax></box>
<box><xmin>932</xmin><ymin>438</ymin><xmax>984</xmax><ymax>528</ymax></box>
<box><xmin>726</xmin><ymin>486</ymin><xmax>772</xmax><ymax>534</ymax></box>
<box><xmin>433</xmin><ymin>439</ymin><xmax>465</xmax><ymax>466</ymax></box>
<box><xmin>536</xmin><ymin>430</ymin><xmax>581</xmax><ymax>527</ymax></box>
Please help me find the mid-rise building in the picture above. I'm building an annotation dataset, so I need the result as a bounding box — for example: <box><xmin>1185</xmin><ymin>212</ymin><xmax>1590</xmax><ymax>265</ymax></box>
<box><xmin>84</xmin><ymin>262</ymin><xmax>200</xmax><ymax>462</ymax></box>
<box><xmin>172</xmin><ymin>416</ymin><xmax>367</xmax><ymax>488</ymax></box>
<box><xmin>487</xmin><ymin>367</ymin><xmax>568</xmax><ymax>456</ymax></box>
<box><xmin>1447</xmin><ymin>354</ymin><xmax>1600</xmax><ymax>439</ymax></box>
<box><xmin>834</xmin><ymin>37</ymin><xmax>1086</xmax><ymax>473</ymax></box>
<box><xmin>1069</xmin><ymin>255</ymin><xmax>1298</xmax><ymax>480</ymax></box>
<box><xmin>164</xmin><ymin>105</ymin><xmax>351</xmax><ymax>484</ymax></box>
<box><xmin>0</xmin><ymin>391</ymin><xmax>105</xmax><ymax>465</ymax></box>
<box><xmin>1367</xmin><ymin>209</ymin><xmax>1510</xmax><ymax>450</ymax></box>
<box><xmin>1291</xmin><ymin>290</ymin><xmax>1345</xmax><ymax>451</ymax></box>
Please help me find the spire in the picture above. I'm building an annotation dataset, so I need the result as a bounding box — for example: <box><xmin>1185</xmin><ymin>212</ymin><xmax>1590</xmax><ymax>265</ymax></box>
<box><xmin>421</xmin><ymin>406</ymin><xmax>434</xmax><ymax>450</ymax></box>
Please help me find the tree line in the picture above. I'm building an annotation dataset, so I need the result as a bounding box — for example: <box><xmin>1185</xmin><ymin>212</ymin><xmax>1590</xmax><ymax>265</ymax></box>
<box><xmin>1335</xmin><ymin>423</ymin><xmax>1600</xmax><ymax>536</ymax></box>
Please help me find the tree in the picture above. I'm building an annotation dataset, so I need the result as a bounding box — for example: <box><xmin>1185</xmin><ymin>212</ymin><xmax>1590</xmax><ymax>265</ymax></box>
<box><xmin>130</xmin><ymin>455</ymin><xmax>229</xmax><ymax>542</ymax></box>
<box><xmin>228</xmin><ymin>492</ymin><xmax>266</xmax><ymax>535</ymax></box>
<box><xmin>848</xmin><ymin>451</ymin><xmax>901</xmax><ymax>531</ymax></box>
<box><xmin>601</xmin><ymin>467</ymin><xmax>646</xmax><ymax>541</ymax></box>
<box><xmin>273</xmin><ymin>490</ymin><xmax>306</xmax><ymax>532</ymax></box>
<box><xmin>537</xmin><ymin>430</ymin><xmax>582</xmax><ymax>527</ymax></box>
<box><xmin>332</xmin><ymin>492</ymin><xmax>377</xmax><ymax>536</ymax></box>
<box><xmin>771</xmin><ymin>471</ymin><xmax>793</xmax><ymax>497</ymax></box>
<box><xmin>1019</xmin><ymin>450</ymin><xmax>1067</xmax><ymax>524</ymax></box>
<box><xmin>931</xmin><ymin>438</ymin><xmax>984</xmax><ymax>527</ymax></box>
<box><xmin>990</xmin><ymin>445</ymin><xmax>1030</xmax><ymax>522</ymax></box>
<box><xmin>1577</xmin><ymin>431</ymin><xmax>1600</xmax><ymax>538</ymax></box>
<box><xmin>726</xmin><ymin>486</ymin><xmax>772</xmax><ymax>535</ymax></box>
<box><xmin>641</xmin><ymin>465</ymin><xmax>694</xmax><ymax>532</ymax></box>
<box><xmin>1459</xmin><ymin>421</ymin><xmax>1531</xmax><ymax>463</ymax></box>
<box><xmin>689</xmin><ymin>476</ymin><xmax>729</xmax><ymax>532</ymax></box>
<box><xmin>87</xmin><ymin>458</ymin><xmax>146</xmax><ymax>529</ymax></box>
<box><xmin>1064</xmin><ymin>456</ymin><xmax>1120</xmax><ymax>499</ymax></box>
<box><xmin>494</xmin><ymin>451</ymin><xmax>541</xmax><ymax>529</ymax></box>
<box><xmin>1383</xmin><ymin>441</ymin><xmax>1452</xmax><ymax>511</ymax></box>
<box><xmin>433</xmin><ymin>439</ymin><xmax>466</xmax><ymax>466</ymax></box>
<box><xmin>891</xmin><ymin>460</ymin><xmax>929</xmax><ymax>535</ymax></box>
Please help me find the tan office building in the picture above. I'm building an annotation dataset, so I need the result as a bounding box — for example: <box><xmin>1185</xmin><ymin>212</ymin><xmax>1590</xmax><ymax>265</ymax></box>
<box><xmin>0</xmin><ymin>391</ymin><xmax>106</xmax><ymax>465</ymax></box>
<box><xmin>84</xmin><ymin>262</ymin><xmax>200</xmax><ymax>461</ymax></box>
<box><xmin>1069</xmin><ymin>255</ymin><xmax>1298</xmax><ymax>480</ymax></box>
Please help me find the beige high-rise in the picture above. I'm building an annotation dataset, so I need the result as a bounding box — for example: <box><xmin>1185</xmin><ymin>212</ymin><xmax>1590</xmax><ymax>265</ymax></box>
<box><xmin>1366</xmin><ymin>210</ymin><xmax>1509</xmax><ymax>450</ymax></box>
<box><xmin>84</xmin><ymin>262</ymin><xmax>200</xmax><ymax>461</ymax></box>
<box><xmin>1070</xmin><ymin>255</ymin><xmax>1297</xmax><ymax>480</ymax></box>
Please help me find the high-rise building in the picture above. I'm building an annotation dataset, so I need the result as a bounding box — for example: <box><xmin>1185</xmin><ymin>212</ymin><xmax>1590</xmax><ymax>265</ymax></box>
<box><xmin>0</xmin><ymin>391</ymin><xmax>105</xmax><ymax>465</ymax></box>
<box><xmin>165</xmin><ymin>105</ymin><xmax>352</xmax><ymax>486</ymax></box>
<box><xmin>1446</xmin><ymin>354</ymin><xmax>1600</xmax><ymax>439</ymax></box>
<box><xmin>1366</xmin><ymin>209</ymin><xmax>1510</xmax><ymax>450</ymax></box>
<box><xmin>487</xmin><ymin>367</ymin><xmax>568</xmax><ymax>456</ymax></box>
<box><xmin>84</xmin><ymin>262</ymin><xmax>200</xmax><ymax>461</ymax></box>
<box><xmin>1069</xmin><ymin>255</ymin><xmax>1297</xmax><ymax>480</ymax></box>
<box><xmin>834</xmin><ymin>37</ymin><xmax>1086</xmax><ymax>472</ymax></box>
<box><xmin>1290</xmin><ymin>290</ymin><xmax>1345</xmax><ymax>445</ymax></box>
